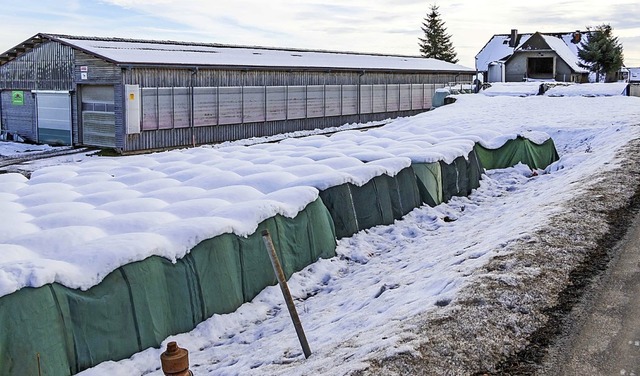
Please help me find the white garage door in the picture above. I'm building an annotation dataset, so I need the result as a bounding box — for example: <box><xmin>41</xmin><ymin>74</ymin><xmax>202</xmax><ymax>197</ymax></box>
<box><xmin>35</xmin><ymin>91</ymin><xmax>72</xmax><ymax>146</ymax></box>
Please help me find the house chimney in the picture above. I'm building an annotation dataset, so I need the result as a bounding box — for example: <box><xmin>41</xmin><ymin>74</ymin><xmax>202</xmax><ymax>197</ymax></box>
<box><xmin>509</xmin><ymin>29</ymin><xmax>518</xmax><ymax>48</ymax></box>
<box><xmin>572</xmin><ymin>30</ymin><xmax>582</xmax><ymax>44</ymax></box>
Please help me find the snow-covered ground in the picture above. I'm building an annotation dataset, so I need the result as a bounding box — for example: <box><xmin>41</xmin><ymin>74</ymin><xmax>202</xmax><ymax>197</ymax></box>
<box><xmin>545</xmin><ymin>82</ymin><xmax>629</xmax><ymax>97</ymax></box>
<box><xmin>3</xmin><ymin>84</ymin><xmax>640</xmax><ymax>375</ymax></box>
<box><xmin>0</xmin><ymin>142</ymin><xmax>60</xmax><ymax>158</ymax></box>
<box><xmin>482</xmin><ymin>81</ymin><xmax>629</xmax><ymax>97</ymax></box>
<box><xmin>481</xmin><ymin>82</ymin><xmax>544</xmax><ymax>97</ymax></box>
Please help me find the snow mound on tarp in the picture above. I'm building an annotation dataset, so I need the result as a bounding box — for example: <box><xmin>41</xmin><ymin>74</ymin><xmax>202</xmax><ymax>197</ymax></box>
<box><xmin>0</xmin><ymin>157</ymin><xmax>327</xmax><ymax>295</ymax></box>
<box><xmin>0</xmin><ymin>92</ymin><xmax>564</xmax><ymax>297</ymax></box>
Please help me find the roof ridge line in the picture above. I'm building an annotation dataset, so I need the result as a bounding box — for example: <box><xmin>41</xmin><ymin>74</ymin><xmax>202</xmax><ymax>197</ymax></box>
<box><xmin>42</xmin><ymin>33</ymin><xmax>425</xmax><ymax>59</ymax></box>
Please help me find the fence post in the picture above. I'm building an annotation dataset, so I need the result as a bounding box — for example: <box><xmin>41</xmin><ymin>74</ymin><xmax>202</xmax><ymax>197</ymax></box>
<box><xmin>261</xmin><ymin>230</ymin><xmax>312</xmax><ymax>359</ymax></box>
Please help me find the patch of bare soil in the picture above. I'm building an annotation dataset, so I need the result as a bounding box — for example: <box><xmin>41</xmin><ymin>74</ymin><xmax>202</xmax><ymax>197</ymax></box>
<box><xmin>353</xmin><ymin>138</ymin><xmax>640</xmax><ymax>376</ymax></box>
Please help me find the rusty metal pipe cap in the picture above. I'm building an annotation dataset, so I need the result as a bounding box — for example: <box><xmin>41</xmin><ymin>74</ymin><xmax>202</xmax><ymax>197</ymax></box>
<box><xmin>161</xmin><ymin>341</ymin><xmax>190</xmax><ymax>375</ymax></box>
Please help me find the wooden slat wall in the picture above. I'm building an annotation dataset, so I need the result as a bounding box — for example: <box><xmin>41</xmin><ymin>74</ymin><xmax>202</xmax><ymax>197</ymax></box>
<box><xmin>0</xmin><ymin>41</ymin><xmax>75</xmax><ymax>141</ymax></box>
<box><xmin>122</xmin><ymin>68</ymin><xmax>469</xmax><ymax>152</ymax></box>
<box><xmin>0</xmin><ymin>41</ymin><xmax>74</xmax><ymax>91</ymax></box>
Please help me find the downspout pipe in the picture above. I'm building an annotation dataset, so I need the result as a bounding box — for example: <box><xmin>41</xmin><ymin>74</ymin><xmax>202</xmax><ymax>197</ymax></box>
<box><xmin>358</xmin><ymin>70</ymin><xmax>365</xmax><ymax>123</ymax></box>
<box><xmin>190</xmin><ymin>67</ymin><xmax>198</xmax><ymax>147</ymax></box>
<box><xmin>0</xmin><ymin>89</ymin><xmax>4</xmax><ymax>137</ymax></box>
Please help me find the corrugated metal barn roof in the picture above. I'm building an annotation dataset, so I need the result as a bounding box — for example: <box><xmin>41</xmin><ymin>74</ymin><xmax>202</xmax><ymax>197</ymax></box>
<box><xmin>0</xmin><ymin>33</ymin><xmax>474</xmax><ymax>73</ymax></box>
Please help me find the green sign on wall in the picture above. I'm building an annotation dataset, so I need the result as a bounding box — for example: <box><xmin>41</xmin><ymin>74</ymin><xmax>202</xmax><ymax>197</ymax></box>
<box><xmin>11</xmin><ymin>91</ymin><xmax>24</xmax><ymax>105</ymax></box>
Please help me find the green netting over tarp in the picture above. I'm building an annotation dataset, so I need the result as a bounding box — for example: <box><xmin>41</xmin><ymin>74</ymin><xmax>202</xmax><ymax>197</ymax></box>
<box><xmin>52</xmin><ymin>271</ymin><xmax>141</xmax><ymax>372</ymax></box>
<box><xmin>0</xmin><ymin>197</ymin><xmax>336</xmax><ymax>376</ymax></box>
<box><xmin>474</xmin><ymin>136</ymin><xmax>560</xmax><ymax>171</ymax></box>
<box><xmin>467</xmin><ymin>148</ymin><xmax>483</xmax><ymax>193</ymax></box>
<box><xmin>118</xmin><ymin>253</ymin><xmax>212</xmax><ymax>353</ymax></box>
<box><xmin>0</xmin><ymin>286</ymin><xmax>72</xmax><ymax>376</ymax></box>
<box><xmin>320</xmin><ymin>159</ymin><xmax>483</xmax><ymax>239</ymax></box>
<box><xmin>440</xmin><ymin>156</ymin><xmax>466</xmax><ymax>202</ymax></box>
<box><xmin>188</xmin><ymin>233</ymin><xmax>243</xmax><ymax>320</ymax></box>
<box><xmin>412</xmin><ymin>149</ymin><xmax>483</xmax><ymax>207</ymax></box>
<box><xmin>319</xmin><ymin>166</ymin><xmax>421</xmax><ymax>239</ymax></box>
<box><xmin>318</xmin><ymin>183</ymin><xmax>359</xmax><ymax>239</ymax></box>
<box><xmin>381</xmin><ymin>166</ymin><xmax>422</xmax><ymax>220</ymax></box>
<box><xmin>412</xmin><ymin>162</ymin><xmax>443</xmax><ymax>206</ymax></box>
<box><xmin>273</xmin><ymin>199</ymin><xmax>336</xmax><ymax>281</ymax></box>
<box><xmin>439</xmin><ymin>148</ymin><xmax>484</xmax><ymax>202</ymax></box>
<box><xmin>350</xmin><ymin>174</ymin><xmax>395</xmax><ymax>230</ymax></box>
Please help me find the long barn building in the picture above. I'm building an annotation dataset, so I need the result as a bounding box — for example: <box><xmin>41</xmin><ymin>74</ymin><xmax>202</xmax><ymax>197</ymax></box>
<box><xmin>0</xmin><ymin>33</ymin><xmax>474</xmax><ymax>153</ymax></box>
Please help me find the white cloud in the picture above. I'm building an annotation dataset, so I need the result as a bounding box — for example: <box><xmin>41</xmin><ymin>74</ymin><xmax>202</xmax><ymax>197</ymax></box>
<box><xmin>1</xmin><ymin>0</ymin><xmax>639</xmax><ymax>67</ymax></box>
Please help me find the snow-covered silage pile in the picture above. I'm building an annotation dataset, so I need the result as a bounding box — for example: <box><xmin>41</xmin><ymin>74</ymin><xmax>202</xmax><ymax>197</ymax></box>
<box><xmin>0</xmin><ymin>102</ymin><xmax>558</xmax><ymax>375</ymax></box>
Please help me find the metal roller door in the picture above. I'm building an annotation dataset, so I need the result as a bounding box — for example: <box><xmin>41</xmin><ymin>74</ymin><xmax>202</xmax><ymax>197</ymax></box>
<box><xmin>81</xmin><ymin>85</ymin><xmax>115</xmax><ymax>148</ymax></box>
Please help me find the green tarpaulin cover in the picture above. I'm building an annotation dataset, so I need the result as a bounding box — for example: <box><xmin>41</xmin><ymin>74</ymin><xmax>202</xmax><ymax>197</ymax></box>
<box><xmin>320</xmin><ymin>167</ymin><xmax>421</xmax><ymax>239</ymax></box>
<box><xmin>475</xmin><ymin>137</ymin><xmax>560</xmax><ymax>171</ymax></box>
<box><xmin>0</xmin><ymin>137</ymin><xmax>560</xmax><ymax>375</ymax></box>
<box><xmin>0</xmin><ymin>198</ymin><xmax>336</xmax><ymax>375</ymax></box>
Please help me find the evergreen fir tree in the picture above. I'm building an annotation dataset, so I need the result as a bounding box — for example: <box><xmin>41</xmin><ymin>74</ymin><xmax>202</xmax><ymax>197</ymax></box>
<box><xmin>577</xmin><ymin>24</ymin><xmax>624</xmax><ymax>82</ymax></box>
<box><xmin>418</xmin><ymin>4</ymin><xmax>458</xmax><ymax>64</ymax></box>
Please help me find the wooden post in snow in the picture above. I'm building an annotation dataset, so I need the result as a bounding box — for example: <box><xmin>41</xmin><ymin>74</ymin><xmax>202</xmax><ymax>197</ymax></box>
<box><xmin>261</xmin><ymin>229</ymin><xmax>312</xmax><ymax>359</ymax></box>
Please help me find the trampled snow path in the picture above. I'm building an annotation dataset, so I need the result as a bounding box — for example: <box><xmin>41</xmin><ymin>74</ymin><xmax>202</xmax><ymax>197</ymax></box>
<box><xmin>77</xmin><ymin>92</ymin><xmax>640</xmax><ymax>375</ymax></box>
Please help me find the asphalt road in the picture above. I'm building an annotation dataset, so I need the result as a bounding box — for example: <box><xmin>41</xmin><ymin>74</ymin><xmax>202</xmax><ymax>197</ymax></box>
<box><xmin>544</xmin><ymin>211</ymin><xmax>640</xmax><ymax>375</ymax></box>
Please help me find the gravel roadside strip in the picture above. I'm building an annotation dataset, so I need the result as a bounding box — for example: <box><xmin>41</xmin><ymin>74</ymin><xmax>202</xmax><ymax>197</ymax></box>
<box><xmin>353</xmin><ymin>138</ymin><xmax>640</xmax><ymax>375</ymax></box>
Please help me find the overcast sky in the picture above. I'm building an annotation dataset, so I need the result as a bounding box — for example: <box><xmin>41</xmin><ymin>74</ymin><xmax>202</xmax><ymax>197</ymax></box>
<box><xmin>0</xmin><ymin>0</ymin><xmax>639</xmax><ymax>69</ymax></box>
